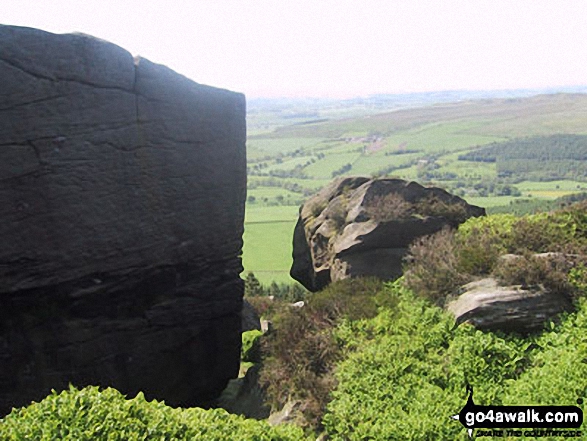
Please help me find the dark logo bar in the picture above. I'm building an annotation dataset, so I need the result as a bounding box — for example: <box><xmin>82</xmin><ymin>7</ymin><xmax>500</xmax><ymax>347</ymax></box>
<box><xmin>452</xmin><ymin>385</ymin><xmax>584</xmax><ymax>438</ymax></box>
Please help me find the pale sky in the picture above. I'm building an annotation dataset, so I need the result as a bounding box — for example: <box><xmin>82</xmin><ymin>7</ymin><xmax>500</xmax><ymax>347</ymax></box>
<box><xmin>1</xmin><ymin>0</ymin><xmax>586</xmax><ymax>98</ymax></box>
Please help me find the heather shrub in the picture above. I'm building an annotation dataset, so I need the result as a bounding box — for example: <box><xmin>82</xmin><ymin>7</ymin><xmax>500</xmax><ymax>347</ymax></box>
<box><xmin>259</xmin><ymin>278</ymin><xmax>392</xmax><ymax>430</ymax></box>
<box><xmin>492</xmin><ymin>253</ymin><xmax>571</xmax><ymax>292</ymax></box>
<box><xmin>260</xmin><ymin>306</ymin><xmax>339</xmax><ymax>429</ymax></box>
<box><xmin>244</xmin><ymin>272</ymin><xmax>307</xmax><ymax>321</ymax></box>
<box><xmin>405</xmin><ymin>202</ymin><xmax>587</xmax><ymax>304</ymax></box>
<box><xmin>245</xmin><ymin>295</ymin><xmax>285</xmax><ymax>321</ymax></box>
<box><xmin>507</xmin><ymin>214</ymin><xmax>571</xmax><ymax>254</ymax></box>
<box><xmin>364</xmin><ymin>192</ymin><xmax>413</xmax><ymax>221</ymax></box>
<box><xmin>415</xmin><ymin>194</ymin><xmax>469</xmax><ymax>223</ymax></box>
<box><xmin>403</xmin><ymin>228</ymin><xmax>469</xmax><ymax>305</ymax></box>
<box><xmin>365</xmin><ymin>192</ymin><xmax>469</xmax><ymax>223</ymax></box>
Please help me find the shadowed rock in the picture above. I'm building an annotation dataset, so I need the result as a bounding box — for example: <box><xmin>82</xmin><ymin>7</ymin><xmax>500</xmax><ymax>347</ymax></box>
<box><xmin>0</xmin><ymin>25</ymin><xmax>246</xmax><ymax>415</ymax></box>
<box><xmin>291</xmin><ymin>177</ymin><xmax>484</xmax><ymax>291</ymax></box>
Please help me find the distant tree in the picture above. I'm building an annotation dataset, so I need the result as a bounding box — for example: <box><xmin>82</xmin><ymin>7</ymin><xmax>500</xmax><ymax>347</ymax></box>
<box><xmin>268</xmin><ymin>281</ymin><xmax>280</xmax><ymax>298</ymax></box>
<box><xmin>244</xmin><ymin>272</ymin><xmax>264</xmax><ymax>297</ymax></box>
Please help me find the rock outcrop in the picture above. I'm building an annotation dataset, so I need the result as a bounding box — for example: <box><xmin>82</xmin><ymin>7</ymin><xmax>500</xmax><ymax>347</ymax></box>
<box><xmin>291</xmin><ymin>177</ymin><xmax>484</xmax><ymax>291</ymax></box>
<box><xmin>0</xmin><ymin>25</ymin><xmax>246</xmax><ymax>415</ymax></box>
<box><xmin>242</xmin><ymin>300</ymin><xmax>262</xmax><ymax>332</ymax></box>
<box><xmin>447</xmin><ymin>278</ymin><xmax>573</xmax><ymax>333</ymax></box>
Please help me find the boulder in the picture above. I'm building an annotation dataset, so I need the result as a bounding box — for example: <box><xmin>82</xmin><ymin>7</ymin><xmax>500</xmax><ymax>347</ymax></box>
<box><xmin>447</xmin><ymin>278</ymin><xmax>573</xmax><ymax>333</ymax></box>
<box><xmin>242</xmin><ymin>299</ymin><xmax>262</xmax><ymax>332</ymax></box>
<box><xmin>218</xmin><ymin>364</ymin><xmax>270</xmax><ymax>420</ymax></box>
<box><xmin>0</xmin><ymin>25</ymin><xmax>246</xmax><ymax>415</ymax></box>
<box><xmin>291</xmin><ymin>177</ymin><xmax>484</xmax><ymax>291</ymax></box>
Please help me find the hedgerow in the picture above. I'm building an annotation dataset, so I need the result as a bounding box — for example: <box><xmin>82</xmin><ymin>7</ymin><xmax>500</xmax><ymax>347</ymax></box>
<box><xmin>0</xmin><ymin>385</ymin><xmax>308</xmax><ymax>441</ymax></box>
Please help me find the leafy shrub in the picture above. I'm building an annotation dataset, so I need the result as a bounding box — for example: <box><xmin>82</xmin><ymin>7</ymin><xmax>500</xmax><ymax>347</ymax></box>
<box><xmin>323</xmin><ymin>281</ymin><xmax>587</xmax><ymax>440</ymax></box>
<box><xmin>569</xmin><ymin>264</ymin><xmax>587</xmax><ymax>295</ymax></box>
<box><xmin>242</xmin><ymin>330</ymin><xmax>263</xmax><ymax>363</ymax></box>
<box><xmin>503</xmin><ymin>297</ymin><xmax>587</xmax><ymax>407</ymax></box>
<box><xmin>0</xmin><ymin>385</ymin><xmax>308</xmax><ymax>441</ymax></box>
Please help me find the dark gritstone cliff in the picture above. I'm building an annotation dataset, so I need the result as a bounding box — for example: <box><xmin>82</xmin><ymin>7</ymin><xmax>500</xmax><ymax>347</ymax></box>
<box><xmin>0</xmin><ymin>25</ymin><xmax>246</xmax><ymax>415</ymax></box>
<box><xmin>291</xmin><ymin>177</ymin><xmax>485</xmax><ymax>292</ymax></box>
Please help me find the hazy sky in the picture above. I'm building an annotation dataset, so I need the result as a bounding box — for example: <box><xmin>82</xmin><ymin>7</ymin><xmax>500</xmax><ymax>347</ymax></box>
<box><xmin>1</xmin><ymin>1</ymin><xmax>586</xmax><ymax>98</ymax></box>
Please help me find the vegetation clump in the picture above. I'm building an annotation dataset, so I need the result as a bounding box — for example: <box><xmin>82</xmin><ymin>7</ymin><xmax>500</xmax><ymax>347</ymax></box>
<box><xmin>259</xmin><ymin>277</ymin><xmax>395</xmax><ymax>430</ymax></box>
<box><xmin>323</xmin><ymin>281</ymin><xmax>587</xmax><ymax>440</ymax></box>
<box><xmin>404</xmin><ymin>201</ymin><xmax>587</xmax><ymax>305</ymax></box>
<box><xmin>0</xmin><ymin>385</ymin><xmax>307</xmax><ymax>441</ymax></box>
<box><xmin>244</xmin><ymin>272</ymin><xmax>307</xmax><ymax>320</ymax></box>
<box><xmin>365</xmin><ymin>192</ymin><xmax>469</xmax><ymax>223</ymax></box>
<box><xmin>364</xmin><ymin>192</ymin><xmax>413</xmax><ymax>220</ymax></box>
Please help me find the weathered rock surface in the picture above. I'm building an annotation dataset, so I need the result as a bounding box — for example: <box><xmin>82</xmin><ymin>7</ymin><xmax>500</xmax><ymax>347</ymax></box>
<box><xmin>447</xmin><ymin>278</ymin><xmax>573</xmax><ymax>333</ymax></box>
<box><xmin>218</xmin><ymin>364</ymin><xmax>270</xmax><ymax>420</ymax></box>
<box><xmin>291</xmin><ymin>177</ymin><xmax>484</xmax><ymax>291</ymax></box>
<box><xmin>0</xmin><ymin>25</ymin><xmax>246</xmax><ymax>415</ymax></box>
<box><xmin>242</xmin><ymin>299</ymin><xmax>262</xmax><ymax>332</ymax></box>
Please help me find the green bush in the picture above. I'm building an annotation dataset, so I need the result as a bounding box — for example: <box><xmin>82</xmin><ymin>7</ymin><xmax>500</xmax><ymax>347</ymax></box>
<box><xmin>503</xmin><ymin>298</ymin><xmax>587</xmax><ymax>407</ymax></box>
<box><xmin>455</xmin><ymin>214</ymin><xmax>517</xmax><ymax>275</ymax></box>
<box><xmin>242</xmin><ymin>330</ymin><xmax>263</xmax><ymax>363</ymax></box>
<box><xmin>323</xmin><ymin>281</ymin><xmax>587</xmax><ymax>440</ymax></box>
<box><xmin>0</xmin><ymin>385</ymin><xmax>308</xmax><ymax>441</ymax></box>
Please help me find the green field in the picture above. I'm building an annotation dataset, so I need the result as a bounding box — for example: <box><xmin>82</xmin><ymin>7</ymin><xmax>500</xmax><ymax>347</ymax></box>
<box><xmin>245</xmin><ymin>205</ymin><xmax>299</xmax><ymax>223</ymax></box>
<box><xmin>248</xmin><ymin>187</ymin><xmax>300</xmax><ymax>198</ymax></box>
<box><xmin>243</xmin><ymin>205</ymin><xmax>299</xmax><ymax>284</ymax></box>
<box><xmin>464</xmin><ymin>196</ymin><xmax>521</xmax><ymax>208</ymax></box>
<box><xmin>243</xmin><ymin>220</ymin><xmax>297</xmax><ymax>285</ymax></box>
<box><xmin>248</xmin><ymin>137</ymin><xmax>326</xmax><ymax>154</ymax></box>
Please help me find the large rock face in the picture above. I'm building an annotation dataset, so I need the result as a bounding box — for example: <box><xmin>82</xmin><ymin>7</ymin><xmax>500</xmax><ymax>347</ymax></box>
<box><xmin>291</xmin><ymin>177</ymin><xmax>484</xmax><ymax>291</ymax></box>
<box><xmin>0</xmin><ymin>25</ymin><xmax>246</xmax><ymax>415</ymax></box>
